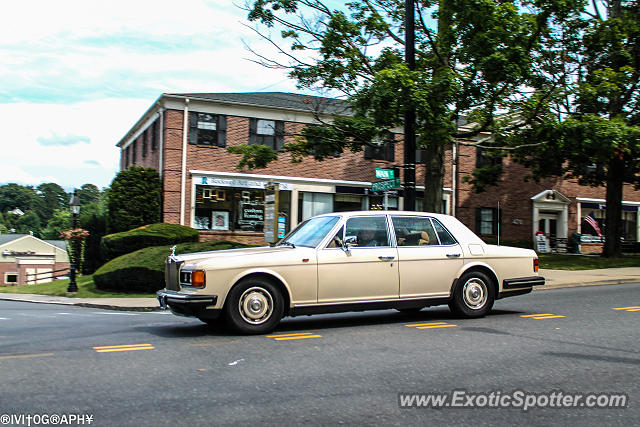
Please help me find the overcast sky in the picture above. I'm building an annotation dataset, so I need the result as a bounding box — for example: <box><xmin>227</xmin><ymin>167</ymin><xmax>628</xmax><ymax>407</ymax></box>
<box><xmin>0</xmin><ymin>0</ymin><xmax>319</xmax><ymax>190</ymax></box>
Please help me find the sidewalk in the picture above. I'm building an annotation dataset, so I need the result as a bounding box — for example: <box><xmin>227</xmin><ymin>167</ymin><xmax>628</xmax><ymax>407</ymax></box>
<box><xmin>0</xmin><ymin>267</ymin><xmax>639</xmax><ymax>311</ymax></box>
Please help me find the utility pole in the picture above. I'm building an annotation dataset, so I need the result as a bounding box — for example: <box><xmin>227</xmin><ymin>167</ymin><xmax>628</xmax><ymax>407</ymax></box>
<box><xmin>403</xmin><ymin>0</ymin><xmax>417</xmax><ymax>211</ymax></box>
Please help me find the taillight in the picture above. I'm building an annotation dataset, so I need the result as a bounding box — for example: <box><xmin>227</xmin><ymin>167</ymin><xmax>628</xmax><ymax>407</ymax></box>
<box><xmin>192</xmin><ymin>270</ymin><xmax>206</xmax><ymax>288</ymax></box>
<box><xmin>533</xmin><ymin>258</ymin><xmax>539</xmax><ymax>273</ymax></box>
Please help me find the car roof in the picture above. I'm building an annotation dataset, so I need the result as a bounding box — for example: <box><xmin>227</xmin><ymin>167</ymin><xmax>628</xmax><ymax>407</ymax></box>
<box><xmin>315</xmin><ymin>211</ymin><xmax>450</xmax><ymax>219</ymax></box>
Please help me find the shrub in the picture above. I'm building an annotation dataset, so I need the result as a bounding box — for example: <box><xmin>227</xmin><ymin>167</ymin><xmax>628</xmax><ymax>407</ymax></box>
<box><xmin>107</xmin><ymin>166</ymin><xmax>161</xmax><ymax>233</ymax></box>
<box><xmin>101</xmin><ymin>223</ymin><xmax>199</xmax><ymax>261</ymax></box>
<box><xmin>93</xmin><ymin>241</ymin><xmax>251</xmax><ymax>293</ymax></box>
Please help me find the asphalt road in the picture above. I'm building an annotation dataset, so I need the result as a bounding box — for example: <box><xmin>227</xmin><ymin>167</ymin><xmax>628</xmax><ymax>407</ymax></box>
<box><xmin>1</xmin><ymin>284</ymin><xmax>638</xmax><ymax>426</ymax></box>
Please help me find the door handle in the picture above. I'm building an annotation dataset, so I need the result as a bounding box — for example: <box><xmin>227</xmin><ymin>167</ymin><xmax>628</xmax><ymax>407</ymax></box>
<box><xmin>446</xmin><ymin>253</ymin><xmax>461</xmax><ymax>258</ymax></box>
<box><xmin>378</xmin><ymin>256</ymin><xmax>395</xmax><ymax>261</ymax></box>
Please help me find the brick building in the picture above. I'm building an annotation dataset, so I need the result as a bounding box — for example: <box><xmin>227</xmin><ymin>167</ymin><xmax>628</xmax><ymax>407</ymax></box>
<box><xmin>117</xmin><ymin>92</ymin><xmax>640</xmax><ymax>250</ymax></box>
<box><xmin>0</xmin><ymin>234</ymin><xmax>69</xmax><ymax>286</ymax></box>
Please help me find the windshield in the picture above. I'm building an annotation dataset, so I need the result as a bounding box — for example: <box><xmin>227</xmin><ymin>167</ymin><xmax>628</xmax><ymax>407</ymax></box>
<box><xmin>279</xmin><ymin>216</ymin><xmax>340</xmax><ymax>248</ymax></box>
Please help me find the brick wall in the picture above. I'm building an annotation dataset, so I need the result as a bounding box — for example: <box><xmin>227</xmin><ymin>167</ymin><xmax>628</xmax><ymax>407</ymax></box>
<box><xmin>0</xmin><ymin>261</ymin><xmax>69</xmax><ymax>286</ymax></box>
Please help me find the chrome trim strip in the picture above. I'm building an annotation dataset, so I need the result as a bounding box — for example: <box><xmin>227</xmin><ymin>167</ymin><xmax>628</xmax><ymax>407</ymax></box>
<box><xmin>293</xmin><ymin>294</ymin><xmax>450</xmax><ymax>308</ymax></box>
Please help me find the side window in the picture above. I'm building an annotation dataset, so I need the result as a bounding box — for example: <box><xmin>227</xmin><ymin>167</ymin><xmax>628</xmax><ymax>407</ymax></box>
<box><xmin>344</xmin><ymin>217</ymin><xmax>390</xmax><ymax>248</ymax></box>
<box><xmin>392</xmin><ymin>216</ymin><xmax>438</xmax><ymax>246</ymax></box>
<box><xmin>327</xmin><ymin>226</ymin><xmax>344</xmax><ymax>248</ymax></box>
<box><xmin>431</xmin><ymin>219</ymin><xmax>457</xmax><ymax>245</ymax></box>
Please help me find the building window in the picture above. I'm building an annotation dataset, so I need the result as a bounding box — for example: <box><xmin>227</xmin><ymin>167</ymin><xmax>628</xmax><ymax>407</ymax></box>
<box><xmin>475</xmin><ymin>207</ymin><xmax>501</xmax><ymax>236</ymax></box>
<box><xmin>124</xmin><ymin>147</ymin><xmax>130</xmax><ymax>167</ymax></box>
<box><xmin>142</xmin><ymin>129</ymin><xmax>148</xmax><ymax>158</ymax></box>
<box><xmin>151</xmin><ymin>119</ymin><xmax>159</xmax><ymax>151</ymax></box>
<box><xmin>249</xmin><ymin>118</ymin><xmax>284</xmax><ymax>150</ymax></box>
<box><xmin>476</xmin><ymin>148</ymin><xmax>502</xmax><ymax>168</ymax></box>
<box><xmin>4</xmin><ymin>273</ymin><xmax>18</xmax><ymax>285</ymax></box>
<box><xmin>334</xmin><ymin>194</ymin><xmax>366</xmax><ymax>212</ymax></box>
<box><xmin>189</xmin><ymin>112</ymin><xmax>227</xmax><ymax>147</ymax></box>
<box><xmin>298</xmin><ymin>192</ymin><xmax>333</xmax><ymax>222</ymax></box>
<box><xmin>132</xmin><ymin>140</ymin><xmax>137</xmax><ymax>164</ymax></box>
<box><xmin>364</xmin><ymin>138</ymin><xmax>395</xmax><ymax>161</ymax></box>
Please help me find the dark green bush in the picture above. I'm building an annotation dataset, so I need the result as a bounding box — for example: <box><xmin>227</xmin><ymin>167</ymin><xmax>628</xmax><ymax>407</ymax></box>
<box><xmin>93</xmin><ymin>241</ymin><xmax>251</xmax><ymax>293</ymax></box>
<box><xmin>100</xmin><ymin>223</ymin><xmax>199</xmax><ymax>261</ymax></box>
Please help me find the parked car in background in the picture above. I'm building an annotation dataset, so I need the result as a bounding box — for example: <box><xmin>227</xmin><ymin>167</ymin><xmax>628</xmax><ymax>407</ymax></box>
<box><xmin>158</xmin><ymin>211</ymin><xmax>545</xmax><ymax>333</ymax></box>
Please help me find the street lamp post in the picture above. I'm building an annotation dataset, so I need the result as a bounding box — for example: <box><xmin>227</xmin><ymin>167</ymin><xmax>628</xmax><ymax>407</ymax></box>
<box><xmin>67</xmin><ymin>190</ymin><xmax>81</xmax><ymax>293</ymax></box>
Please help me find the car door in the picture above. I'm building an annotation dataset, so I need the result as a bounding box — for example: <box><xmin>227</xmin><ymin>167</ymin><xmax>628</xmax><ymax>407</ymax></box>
<box><xmin>391</xmin><ymin>215</ymin><xmax>463</xmax><ymax>298</ymax></box>
<box><xmin>317</xmin><ymin>215</ymin><xmax>399</xmax><ymax>302</ymax></box>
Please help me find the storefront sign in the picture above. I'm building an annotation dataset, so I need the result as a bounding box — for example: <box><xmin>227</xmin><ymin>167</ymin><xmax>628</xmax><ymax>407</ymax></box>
<box><xmin>198</xmin><ymin>176</ymin><xmax>292</xmax><ymax>191</ymax></box>
<box><xmin>264</xmin><ymin>183</ymin><xmax>280</xmax><ymax>243</ymax></box>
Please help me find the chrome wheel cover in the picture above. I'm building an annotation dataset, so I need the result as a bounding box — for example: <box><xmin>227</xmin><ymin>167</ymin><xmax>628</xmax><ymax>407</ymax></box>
<box><xmin>238</xmin><ymin>286</ymin><xmax>274</xmax><ymax>325</ymax></box>
<box><xmin>462</xmin><ymin>277</ymin><xmax>488</xmax><ymax>310</ymax></box>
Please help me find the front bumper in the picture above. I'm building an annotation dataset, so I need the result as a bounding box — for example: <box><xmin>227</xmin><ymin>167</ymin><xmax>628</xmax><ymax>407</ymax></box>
<box><xmin>157</xmin><ymin>290</ymin><xmax>221</xmax><ymax>320</ymax></box>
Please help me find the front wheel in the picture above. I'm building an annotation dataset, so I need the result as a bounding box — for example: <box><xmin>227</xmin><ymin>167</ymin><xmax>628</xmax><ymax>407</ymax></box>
<box><xmin>224</xmin><ymin>278</ymin><xmax>284</xmax><ymax>334</ymax></box>
<box><xmin>448</xmin><ymin>271</ymin><xmax>495</xmax><ymax>318</ymax></box>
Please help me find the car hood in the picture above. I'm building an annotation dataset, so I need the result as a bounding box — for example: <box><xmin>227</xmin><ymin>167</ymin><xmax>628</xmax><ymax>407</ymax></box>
<box><xmin>173</xmin><ymin>246</ymin><xmax>290</xmax><ymax>262</ymax></box>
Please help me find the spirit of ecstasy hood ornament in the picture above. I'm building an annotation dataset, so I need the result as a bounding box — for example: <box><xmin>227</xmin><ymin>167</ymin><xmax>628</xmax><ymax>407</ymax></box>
<box><xmin>168</xmin><ymin>245</ymin><xmax>178</xmax><ymax>261</ymax></box>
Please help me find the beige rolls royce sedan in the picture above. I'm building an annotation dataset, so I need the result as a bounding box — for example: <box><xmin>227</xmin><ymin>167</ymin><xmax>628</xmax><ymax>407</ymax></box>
<box><xmin>158</xmin><ymin>211</ymin><xmax>544</xmax><ymax>334</ymax></box>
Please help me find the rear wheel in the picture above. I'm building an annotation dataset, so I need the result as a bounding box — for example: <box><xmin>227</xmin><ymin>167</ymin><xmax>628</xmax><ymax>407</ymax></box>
<box><xmin>224</xmin><ymin>278</ymin><xmax>284</xmax><ymax>334</ymax></box>
<box><xmin>449</xmin><ymin>271</ymin><xmax>495</xmax><ymax>318</ymax></box>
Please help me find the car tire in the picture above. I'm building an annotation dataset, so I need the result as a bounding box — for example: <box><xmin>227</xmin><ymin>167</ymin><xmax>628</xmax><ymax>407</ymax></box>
<box><xmin>449</xmin><ymin>271</ymin><xmax>495</xmax><ymax>318</ymax></box>
<box><xmin>224</xmin><ymin>278</ymin><xmax>284</xmax><ymax>334</ymax></box>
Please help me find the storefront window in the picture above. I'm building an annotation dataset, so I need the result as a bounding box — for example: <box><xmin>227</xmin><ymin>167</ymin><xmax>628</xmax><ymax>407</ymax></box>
<box><xmin>194</xmin><ymin>185</ymin><xmax>290</xmax><ymax>233</ymax></box>
<box><xmin>369</xmin><ymin>195</ymin><xmax>398</xmax><ymax>210</ymax></box>
<box><xmin>299</xmin><ymin>192</ymin><xmax>333</xmax><ymax>221</ymax></box>
<box><xmin>334</xmin><ymin>194</ymin><xmax>366</xmax><ymax>212</ymax></box>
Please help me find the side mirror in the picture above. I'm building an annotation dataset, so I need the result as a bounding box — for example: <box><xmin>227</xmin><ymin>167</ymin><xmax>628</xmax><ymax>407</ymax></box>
<box><xmin>343</xmin><ymin>235</ymin><xmax>357</xmax><ymax>252</ymax></box>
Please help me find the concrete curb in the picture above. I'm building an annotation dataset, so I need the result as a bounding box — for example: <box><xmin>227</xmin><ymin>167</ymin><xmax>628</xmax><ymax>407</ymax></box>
<box><xmin>0</xmin><ymin>295</ymin><xmax>160</xmax><ymax>312</ymax></box>
<box><xmin>536</xmin><ymin>278</ymin><xmax>640</xmax><ymax>290</ymax></box>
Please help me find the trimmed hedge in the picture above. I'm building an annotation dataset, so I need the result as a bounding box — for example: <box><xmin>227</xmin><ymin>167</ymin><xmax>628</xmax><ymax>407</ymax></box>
<box><xmin>101</xmin><ymin>223</ymin><xmax>199</xmax><ymax>261</ymax></box>
<box><xmin>93</xmin><ymin>241</ymin><xmax>251</xmax><ymax>293</ymax></box>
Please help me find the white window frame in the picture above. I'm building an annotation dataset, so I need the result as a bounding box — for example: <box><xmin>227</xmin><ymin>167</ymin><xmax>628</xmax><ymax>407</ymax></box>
<box><xmin>4</xmin><ymin>272</ymin><xmax>18</xmax><ymax>285</ymax></box>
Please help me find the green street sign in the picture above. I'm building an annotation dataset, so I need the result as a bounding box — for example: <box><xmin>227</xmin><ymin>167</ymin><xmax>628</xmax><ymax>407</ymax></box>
<box><xmin>375</xmin><ymin>168</ymin><xmax>395</xmax><ymax>179</ymax></box>
<box><xmin>371</xmin><ymin>178</ymin><xmax>401</xmax><ymax>192</ymax></box>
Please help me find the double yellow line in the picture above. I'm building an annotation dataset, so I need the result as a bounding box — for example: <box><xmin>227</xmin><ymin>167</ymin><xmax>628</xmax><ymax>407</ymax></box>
<box><xmin>93</xmin><ymin>343</ymin><xmax>155</xmax><ymax>353</ymax></box>
<box><xmin>266</xmin><ymin>332</ymin><xmax>322</xmax><ymax>341</ymax></box>
<box><xmin>406</xmin><ymin>322</ymin><xmax>457</xmax><ymax>329</ymax></box>
<box><xmin>613</xmin><ymin>306</ymin><xmax>640</xmax><ymax>312</ymax></box>
<box><xmin>521</xmin><ymin>313</ymin><xmax>565</xmax><ymax>319</ymax></box>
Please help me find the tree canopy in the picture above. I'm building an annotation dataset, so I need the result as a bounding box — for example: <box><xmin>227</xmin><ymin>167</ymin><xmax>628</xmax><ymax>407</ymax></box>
<box><xmin>240</xmin><ymin>0</ymin><xmax>584</xmax><ymax>211</ymax></box>
<box><xmin>106</xmin><ymin>167</ymin><xmax>162</xmax><ymax>234</ymax></box>
<box><xmin>506</xmin><ymin>0</ymin><xmax>640</xmax><ymax>256</ymax></box>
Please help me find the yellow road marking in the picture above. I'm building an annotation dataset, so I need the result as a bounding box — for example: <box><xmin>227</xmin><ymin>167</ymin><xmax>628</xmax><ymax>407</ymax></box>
<box><xmin>0</xmin><ymin>353</ymin><xmax>54</xmax><ymax>360</ymax></box>
<box><xmin>521</xmin><ymin>314</ymin><xmax>565</xmax><ymax>319</ymax></box>
<box><xmin>273</xmin><ymin>335</ymin><xmax>322</xmax><ymax>341</ymax></box>
<box><xmin>613</xmin><ymin>306</ymin><xmax>640</xmax><ymax>311</ymax></box>
<box><xmin>93</xmin><ymin>344</ymin><xmax>154</xmax><ymax>353</ymax></box>
<box><xmin>416</xmin><ymin>324</ymin><xmax>457</xmax><ymax>329</ymax></box>
<box><xmin>521</xmin><ymin>313</ymin><xmax>554</xmax><ymax>317</ymax></box>
<box><xmin>266</xmin><ymin>332</ymin><xmax>313</xmax><ymax>338</ymax></box>
<box><xmin>405</xmin><ymin>322</ymin><xmax>448</xmax><ymax>327</ymax></box>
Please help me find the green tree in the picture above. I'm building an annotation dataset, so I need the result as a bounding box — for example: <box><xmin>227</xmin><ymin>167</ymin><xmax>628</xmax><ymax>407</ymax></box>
<box><xmin>106</xmin><ymin>166</ymin><xmax>162</xmax><ymax>233</ymax></box>
<box><xmin>36</xmin><ymin>183</ymin><xmax>69</xmax><ymax>223</ymax></box>
<box><xmin>15</xmin><ymin>211</ymin><xmax>42</xmax><ymax>236</ymax></box>
<box><xmin>509</xmin><ymin>0</ymin><xmax>639</xmax><ymax>257</ymax></box>
<box><xmin>0</xmin><ymin>184</ymin><xmax>39</xmax><ymax>214</ymax></box>
<box><xmin>79</xmin><ymin>202</ymin><xmax>107</xmax><ymax>274</ymax></box>
<box><xmin>239</xmin><ymin>0</ymin><xmax>583</xmax><ymax>212</ymax></box>
<box><xmin>41</xmin><ymin>209</ymin><xmax>72</xmax><ymax>239</ymax></box>
<box><xmin>77</xmin><ymin>183</ymin><xmax>102</xmax><ymax>205</ymax></box>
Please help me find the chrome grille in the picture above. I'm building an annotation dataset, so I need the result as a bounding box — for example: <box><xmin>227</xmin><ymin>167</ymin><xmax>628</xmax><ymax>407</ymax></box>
<box><xmin>164</xmin><ymin>257</ymin><xmax>184</xmax><ymax>291</ymax></box>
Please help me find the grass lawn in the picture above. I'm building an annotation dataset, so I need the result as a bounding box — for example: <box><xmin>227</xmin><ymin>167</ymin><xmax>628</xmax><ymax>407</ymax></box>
<box><xmin>538</xmin><ymin>253</ymin><xmax>640</xmax><ymax>270</ymax></box>
<box><xmin>0</xmin><ymin>276</ymin><xmax>155</xmax><ymax>298</ymax></box>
